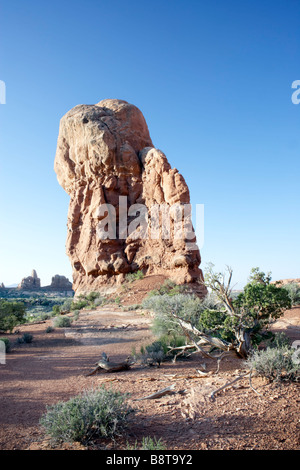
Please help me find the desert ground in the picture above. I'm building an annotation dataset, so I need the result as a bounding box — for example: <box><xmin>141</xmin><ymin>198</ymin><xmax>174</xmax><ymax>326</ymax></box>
<box><xmin>0</xmin><ymin>276</ymin><xmax>299</xmax><ymax>451</ymax></box>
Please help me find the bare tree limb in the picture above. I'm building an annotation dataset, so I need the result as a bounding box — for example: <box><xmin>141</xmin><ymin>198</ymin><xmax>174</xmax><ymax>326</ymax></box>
<box><xmin>133</xmin><ymin>384</ymin><xmax>186</xmax><ymax>401</ymax></box>
<box><xmin>210</xmin><ymin>371</ymin><xmax>251</xmax><ymax>401</ymax></box>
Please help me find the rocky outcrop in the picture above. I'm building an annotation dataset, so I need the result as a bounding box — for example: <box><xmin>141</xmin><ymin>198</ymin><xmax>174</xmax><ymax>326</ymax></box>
<box><xmin>18</xmin><ymin>270</ymin><xmax>41</xmax><ymax>290</ymax></box>
<box><xmin>54</xmin><ymin>99</ymin><xmax>205</xmax><ymax>295</ymax></box>
<box><xmin>0</xmin><ymin>283</ymin><xmax>5</xmax><ymax>289</ymax></box>
<box><xmin>48</xmin><ymin>275</ymin><xmax>73</xmax><ymax>291</ymax></box>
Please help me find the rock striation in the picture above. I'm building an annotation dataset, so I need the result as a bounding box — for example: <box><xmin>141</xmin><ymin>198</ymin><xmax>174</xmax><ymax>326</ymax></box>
<box><xmin>54</xmin><ymin>99</ymin><xmax>205</xmax><ymax>295</ymax></box>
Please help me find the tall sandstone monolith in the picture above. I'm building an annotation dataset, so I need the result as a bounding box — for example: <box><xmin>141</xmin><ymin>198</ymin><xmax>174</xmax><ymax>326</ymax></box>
<box><xmin>54</xmin><ymin>99</ymin><xmax>205</xmax><ymax>295</ymax></box>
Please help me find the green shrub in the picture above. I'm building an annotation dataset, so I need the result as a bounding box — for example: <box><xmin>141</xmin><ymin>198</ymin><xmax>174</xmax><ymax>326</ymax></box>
<box><xmin>52</xmin><ymin>305</ymin><xmax>61</xmax><ymax>316</ymax></box>
<box><xmin>71</xmin><ymin>299</ymin><xmax>89</xmax><ymax>311</ymax></box>
<box><xmin>60</xmin><ymin>298</ymin><xmax>73</xmax><ymax>312</ymax></box>
<box><xmin>146</xmin><ymin>279</ymin><xmax>188</xmax><ymax>297</ymax></box>
<box><xmin>46</xmin><ymin>326</ymin><xmax>54</xmax><ymax>333</ymax></box>
<box><xmin>72</xmin><ymin>310</ymin><xmax>80</xmax><ymax>321</ymax></box>
<box><xmin>128</xmin><ymin>436</ymin><xmax>167</xmax><ymax>450</ymax></box>
<box><xmin>246</xmin><ymin>346</ymin><xmax>300</xmax><ymax>382</ymax></box>
<box><xmin>0</xmin><ymin>300</ymin><xmax>26</xmax><ymax>333</ymax></box>
<box><xmin>282</xmin><ymin>282</ymin><xmax>300</xmax><ymax>306</ymax></box>
<box><xmin>17</xmin><ymin>333</ymin><xmax>33</xmax><ymax>344</ymax></box>
<box><xmin>53</xmin><ymin>316</ymin><xmax>72</xmax><ymax>328</ymax></box>
<box><xmin>141</xmin><ymin>341</ymin><xmax>166</xmax><ymax>367</ymax></box>
<box><xmin>40</xmin><ymin>386</ymin><xmax>134</xmax><ymax>444</ymax></box>
<box><xmin>85</xmin><ymin>292</ymin><xmax>100</xmax><ymax>302</ymax></box>
<box><xmin>126</xmin><ymin>270</ymin><xmax>144</xmax><ymax>283</ymax></box>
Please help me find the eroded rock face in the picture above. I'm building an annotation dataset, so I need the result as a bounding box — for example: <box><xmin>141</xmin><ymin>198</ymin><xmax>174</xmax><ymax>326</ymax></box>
<box><xmin>49</xmin><ymin>275</ymin><xmax>73</xmax><ymax>291</ymax></box>
<box><xmin>18</xmin><ymin>270</ymin><xmax>41</xmax><ymax>290</ymax></box>
<box><xmin>54</xmin><ymin>99</ymin><xmax>205</xmax><ymax>295</ymax></box>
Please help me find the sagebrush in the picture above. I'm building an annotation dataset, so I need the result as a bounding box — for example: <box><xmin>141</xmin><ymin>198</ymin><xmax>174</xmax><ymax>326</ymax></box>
<box><xmin>40</xmin><ymin>386</ymin><xmax>134</xmax><ymax>444</ymax></box>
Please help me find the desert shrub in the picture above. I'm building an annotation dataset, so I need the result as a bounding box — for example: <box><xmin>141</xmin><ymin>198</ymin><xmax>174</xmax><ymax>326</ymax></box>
<box><xmin>0</xmin><ymin>300</ymin><xmax>26</xmax><ymax>333</ymax></box>
<box><xmin>52</xmin><ymin>305</ymin><xmax>61</xmax><ymax>316</ymax></box>
<box><xmin>93</xmin><ymin>296</ymin><xmax>107</xmax><ymax>307</ymax></box>
<box><xmin>246</xmin><ymin>345</ymin><xmax>300</xmax><ymax>382</ymax></box>
<box><xmin>60</xmin><ymin>298</ymin><xmax>73</xmax><ymax>312</ymax></box>
<box><xmin>126</xmin><ymin>304</ymin><xmax>142</xmax><ymax>311</ymax></box>
<box><xmin>53</xmin><ymin>316</ymin><xmax>72</xmax><ymax>328</ymax></box>
<box><xmin>17</xmin><ymin>333</ymin><xmax>33</xmax><ymax>344</ymax></box>
<box><xmin>40</xmin><ymin>386</ymin><xmax>134</xmax><ymax>444</ymax></box>
<box><xmin>71</xmin><ymin>299</ymin><xmax>89</xmax><ymax>311</ymax></box>
<box><xmin>128</xmin><ymin>436</ymin><xmax>167</xmax><ymax>450</ymax></box>
<box><xmin>72</xmin><ymin>310</ymin><xmax>80</xmax><ymax>321</ymax></box>
<box><xmin>282</xmin><ymin>282</ymin><xmax>300</xmax><ymax>306</ymax></box>
<box><xmin>140</xmin><ymin>341</ymin><xmax>166</xmax><ymax>367</ymax></box>
<box><xmin>267</xmin><ymin>331</ymin><xmax>291</xmax><ymax>349</ymax></box>
<box><xmin>147</xmin><ymin>279</ymin><xmax>188</xmax><ymax>298</ymax></box>
<box><xmin>85</xmin><ymin>292</ymin><xmax>100</xmax><ymax>302</ymax></box>
<box><xmin>126</xmin><ymin>270</ymin><xmax>144</xmax><ymax>283</ymax></box>
<box><xmin>140</xmin><ymin>436</ymin><xmax>166</xmax><ymax>450</ymax></box>
<box><xmin>46</xmin><ymin>326</ymin><xmax>54</xmax><ymax>333</ymax></box>
<box><xmin>0</xmin><ymin>337</ymin><xmax>11</xmax><ymax>352</ymax></box>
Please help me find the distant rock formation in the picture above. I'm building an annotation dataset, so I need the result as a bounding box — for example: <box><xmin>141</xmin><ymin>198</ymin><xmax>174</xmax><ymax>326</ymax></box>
<box><xmin>54</xmin><ymin>99</ymin><xmax>206</xmax><ymax>295</ymax></box>
<box><xmin>17</xmin><ymin>270</ymin><xmax>73</xmax><ymax>291</ymax></box>
<box><xmin>48</xmin><ymin>274</ymin><xmax>73</xmax><ymax>291</ymax></box>
<box><xmin>0</xmin><ymin>283</ymin><xmax>5</xmax><ymax>289</ymax></box>
<box><xmin>272</xmin><ymin>278</ymin><xmax>300</xmax><ymax>287</ymax></box>
<box><xmin>18</xmin><ymin>270</ymin><xmax>41</xmax><ymax>290</ymax></box>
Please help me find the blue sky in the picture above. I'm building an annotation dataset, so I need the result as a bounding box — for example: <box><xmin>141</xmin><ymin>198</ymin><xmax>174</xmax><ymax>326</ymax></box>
<box><xmin>0</xmin><ymin>0</ymin><xmax>299</xmax><ymax>288</ymax></box>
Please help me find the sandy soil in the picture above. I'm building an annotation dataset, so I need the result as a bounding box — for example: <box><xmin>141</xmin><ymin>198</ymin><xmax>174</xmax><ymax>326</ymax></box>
<box><xmin>0</xmin><ymin>285</ymin><xmax>299</xmax><ymax>451</ymax></box>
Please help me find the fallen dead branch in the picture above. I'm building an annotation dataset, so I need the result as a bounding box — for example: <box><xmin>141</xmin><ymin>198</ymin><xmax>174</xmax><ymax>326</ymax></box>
<box><xmin>86</xmin><ymin>352</ymin><xmax>135</xmax><ymax>376</ymax></box>
<box><xmin>209</xmin><ymin>369</ymin><xmax>261</xmax><ymax>401</ymax></box>
<box><xmin>210</xmin><ymin>371</ymin><xmax>251</xmax><ymax>401</ymax></box>
<box><xmin>133</xmin><ymin>384</ymin><xmax>186</xmax><ymax>401</ymax></box>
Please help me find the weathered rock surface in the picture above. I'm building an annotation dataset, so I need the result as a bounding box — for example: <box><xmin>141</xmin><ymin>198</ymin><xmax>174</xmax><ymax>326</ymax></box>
<box><xmin>54</xmin><ymin>99</ymin><xmax>205</xmax><ymax>295</ymax></box>
<box><xmin>48</xmin><ymin>274</ymin><xmax>73</xmax><ymax>291</ymax></box>
<box><xmin>18</xmin><ymin>270</ymin><xmax>41</xmax><ymax>290</ymax></box>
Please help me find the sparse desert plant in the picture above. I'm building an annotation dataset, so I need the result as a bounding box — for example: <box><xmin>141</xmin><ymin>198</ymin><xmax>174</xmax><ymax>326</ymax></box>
<box><xmin>40</xmin><ymin>386</ymin><xmax>134</xmax><ymax>444</ymax></box>
<box><xmin>60</xmin><ymin>298</ymin><xmax>73</xmax><ymax>312</ymax></box>
<box><xmin>127</xmin><ymin>436</ymin><xmax>167</xmax><ymax>450</ymax></box>
<box><xmin>126</xmin><ymin>304</ymin><xmax>142</xmax><ymax>311</ymax></box>
<box><xmin>146</xmin><ymin>279</ymin><xmax>188</xmax><ymax>298</ymax></box>
<box><xmin>17</xmin><ymin>333</ymin><xmax>33</xmax><ymax>344</ymax></box>
<box><xmin>282</xmin><ymin>282</ymin><xmax>300</xmax><ymax>306</ymax></box>
<box><xmin>52</xmin><ymin>305</ymin><xmax>61</xmax><ymax>316</ymax></box>
<box><xmin>126</xmin><ymin>270</ymin><xmax>144</xmax><ymax>283</ymax></box>
<box><xmin>71</xmin><ymin>299</ymin><xmax>89</xmax><ymax>311</ymax></box>
<box><xmin>141</xmin><ymin>340</ymin><xmax>166</xmax><ymax>367</ymax></box>
<box><xmin>45</xmin><ymin>326</ymin><xmax>54</xmax><ymax>333</ymax></box>
<box><xmin>53</xmin><ymin>316</ymin><xmax>72</xmax><ymax>328</ymax></box>
<box><xmin>72</xmin><ymin>310</ymin><xmax>80</xmax><ymax>321</ymax></box>
<box><xmin>246</xmin><ymin>345</ymin><xmax>300</xmax><ymax>382</ymax></box>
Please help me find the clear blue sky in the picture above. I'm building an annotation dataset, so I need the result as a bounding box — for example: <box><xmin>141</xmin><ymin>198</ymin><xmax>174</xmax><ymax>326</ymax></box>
<box><xmin>0</xmin><ymin>0</ymin><xmax>299</xmax><ymax>288</ymax></box>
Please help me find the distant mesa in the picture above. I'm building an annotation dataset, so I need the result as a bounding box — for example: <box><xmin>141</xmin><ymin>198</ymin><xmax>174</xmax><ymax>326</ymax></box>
<box><xmin>48</xmin><ymin>274</ymin><xmax>73</xmax><ymax>291</ymax></box>
<box><xmin>16</xmin><ymin>270</ymin><xmax>73</xmax><ymax>291</ymax></box>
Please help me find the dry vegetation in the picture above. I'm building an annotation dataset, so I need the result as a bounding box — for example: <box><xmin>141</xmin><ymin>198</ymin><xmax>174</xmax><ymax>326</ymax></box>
<box><xmin>0</xmin><ymin>274</ymin><xmax>299</xmax><ymax>451</ymax></box>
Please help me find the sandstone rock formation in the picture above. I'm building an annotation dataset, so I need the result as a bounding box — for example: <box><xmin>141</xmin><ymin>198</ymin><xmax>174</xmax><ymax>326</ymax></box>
<box><xmin>18</xmin><ymin>270</ymin><xmax>41</xmax><ymax>290</ymax></box>
<box><xmin>49</xmin><ymin>274</ymin><xmax>73</xmax><ymax>291</ymax></box>
<box><xmin>54</xmin><ymin>99</ymin><xmax>205</xmax><ymax>295</ymax></box>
